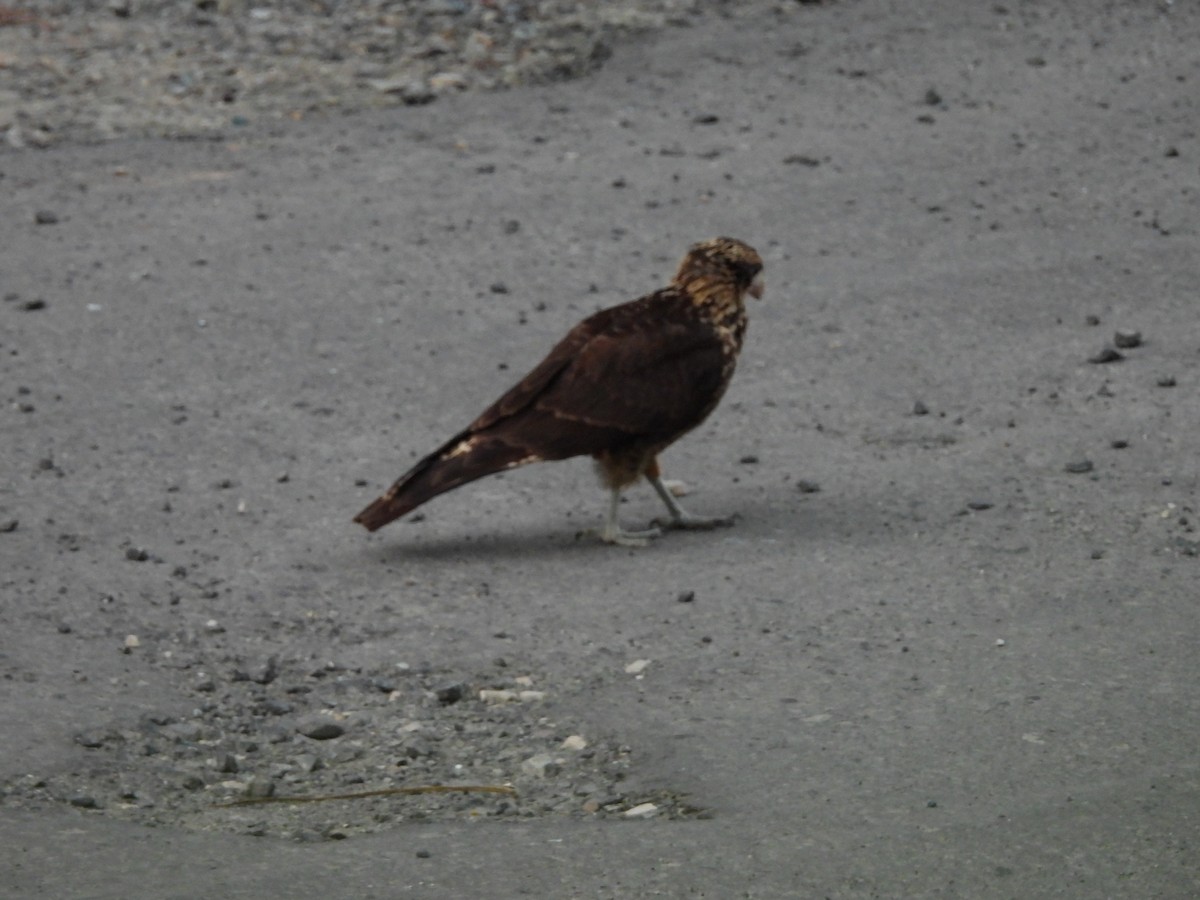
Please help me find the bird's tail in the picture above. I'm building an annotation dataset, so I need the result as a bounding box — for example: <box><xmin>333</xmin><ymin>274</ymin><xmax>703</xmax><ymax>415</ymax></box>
<box><xmin>353</xmin><ymin>430</ymin><xmax>539</xmax><ymax>532</ymax></box>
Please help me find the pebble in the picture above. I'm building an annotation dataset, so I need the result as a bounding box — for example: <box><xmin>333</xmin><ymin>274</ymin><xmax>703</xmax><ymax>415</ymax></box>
<box><xmin>1088</xmin><ymin>346</ymin><xmax>1124</xmax><ymax>364</ymax></box>
<box><xmin>676</xmin><ymin>590</ymin><xmax>696</xmax><ymax>603</ymax></box>
<box><xmin>479</xmin><ymin>688</ymin><xmax>519</xmax><ymax>704</ymax></box>
<box><xmin>965</xmin><ymin>499</ymin><xmax>994</xmax><ymax>511</ymax></box>
<box><xmin>623</xmin><ymin>802</ymin><xmax>659</xmax><ymax>819</ymax></box>
<box><xmin>912</xmin><ymin>400</ymin><xmax>930</xmax><ymax>416</ymax></box>
<box><xmin>1063</xmin><ymin>459</ymin><xmax>1094</xmax><ymax>474</ymax></box>
<box><xmin>244</xmin><ymin>777</ymin><xmax>275</xmax><ymax>800</ymax></box>
<box><xmin>69</xmin><ymin>795</ymin><xmax>99</xmax><ymax>809</ymax></box>
<box><xmin>561</xmin><ymin>735</ymin><xmax>588</xmax><ymax>751</ymax></box>
<box><xmin>435</xmin><ymin>682</ymin><xmax>467</xmax><ymax>705</ymax></box>
<box><xmin>217</xmin><ymin>753</ymin><xmax>239</xmax><ymax>774</ymax></box>
<box><xmin>624</xmin><ymin>659</ymin><xmax>651</xmax><ymax>675</ymax></box>
<box><xmin>795</xmin><ymin>479</ymin><xmax>821</xmax><ymax>494</ymax></box>
<box><xmin>124</xmin><ymin>547</ymin><xmax>149</xmax><ymax>562</ymax></box>
<box><xmin>162</xmin><ymin>722</ymin><xmax>204</xmax><ymax>743</ymax></box>
<box><xmin>297</xmin><ymin>716</ymin><xmax>345</xmax><ymax>741</ymax></box>
<box><xmin>74</xmin><ymin>731</ymin><xmax>111</xmax><ymax>749</ymax></box>
<box><xmin>34</xmin><ymin>210</ymin><xmax>59</xmax><ymax>225</ymax></box>
<box><xmin>292</xmin><ymin>753</ymin><xmax>324</xmax><ymax>774</ymax></box>
<box><xmin>1113</xmin><ymin>329</ymin><xmax>1143</xmax><ymax>349</ymax></box>
<box><xmin>1156</xmin><ymin>375</ymin><xmax>1177</xmax><ymax>388</ymax></box>
<box><xmin>521</xmin><ymin>753</ymin><xmax>562</xmax><ymax>778</ymax></box>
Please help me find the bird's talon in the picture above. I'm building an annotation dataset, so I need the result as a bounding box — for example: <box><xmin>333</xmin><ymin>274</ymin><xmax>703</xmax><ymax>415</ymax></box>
<box><xmin>593</xmin><ymin>525</ymin><xmax>662</xmax><ymax>547</ymax></box>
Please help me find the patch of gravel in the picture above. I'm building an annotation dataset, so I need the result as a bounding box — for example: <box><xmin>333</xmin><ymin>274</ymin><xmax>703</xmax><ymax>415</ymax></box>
<box><xmin>1</xmin><ymin>654</ymin><xmax>705</xmax><ymax>841</ymax></box>
<box><xmin>0</xmin><ymin>0</ymin><xmax>707</xmax><ymax>147</ymax></box>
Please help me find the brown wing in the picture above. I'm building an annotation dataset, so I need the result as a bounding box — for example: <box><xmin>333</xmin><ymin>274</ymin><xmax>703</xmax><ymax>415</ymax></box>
<box><xmin>474</xmin><ymin>288</ymin><xmax>729</xmax><ymax>439</ymax></box>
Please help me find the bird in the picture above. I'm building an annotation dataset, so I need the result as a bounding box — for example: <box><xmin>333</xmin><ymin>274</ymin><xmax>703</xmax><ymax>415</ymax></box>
<box><xmin>353</xmin><ymin>236</ymin><xmax>764</xmax><ymax>546</ymax></box>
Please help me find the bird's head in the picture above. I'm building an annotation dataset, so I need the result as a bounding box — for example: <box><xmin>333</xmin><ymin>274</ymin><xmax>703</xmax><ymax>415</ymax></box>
<box><xmin>675</xmin><ymin>237</ymin><xmax>765</xmax><ymax>300</ymax></box>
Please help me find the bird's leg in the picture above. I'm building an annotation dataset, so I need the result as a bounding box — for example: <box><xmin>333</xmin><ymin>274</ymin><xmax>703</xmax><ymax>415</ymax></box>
<box><xmin>596</xmin><ymin>487</ymin><xmax>662</xmax><ymax>547</ymax></box>
<box><xmin>648</xmin><ymin>472</ymin><xmax>735</xmax><ymax>531</ymax></box>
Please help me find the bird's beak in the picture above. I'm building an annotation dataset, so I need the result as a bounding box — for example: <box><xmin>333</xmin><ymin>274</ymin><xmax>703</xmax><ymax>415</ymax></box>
<box><xmin>748</xmin><ymin>273</ymin><xmax>765</xmax><ymax>299</ymax></box>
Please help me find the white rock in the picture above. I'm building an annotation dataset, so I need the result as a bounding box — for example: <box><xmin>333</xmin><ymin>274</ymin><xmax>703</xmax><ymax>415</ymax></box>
<box><xmin>479</xmin><ymin>689</ymin><xmax>517</xmax><ymax>704</ymax></box>
<box><xmin>561</xmin><ymin>734</ymin><xmax>587</xmax><ymax>751</ymax></box>
<box><xmin>623</xmin><ymin>802</ymin><xmax>659</xmax><ymax>819</ymax></box>
<box><xmin>624</xmin><ymin>659</ymin><xmax>651</xmax><ymax>675</ymax></box>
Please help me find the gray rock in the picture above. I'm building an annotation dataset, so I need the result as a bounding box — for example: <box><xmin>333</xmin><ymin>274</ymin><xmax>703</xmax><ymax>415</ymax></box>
<box><xmin>521</xmin><ymin>753</ymin><xmax>562</xmax><ymax>778</ymax></box>
<box><xmin>297</xmin><ymin>716</ymin><xmax>345</xmax><ymax>740</ymax></box>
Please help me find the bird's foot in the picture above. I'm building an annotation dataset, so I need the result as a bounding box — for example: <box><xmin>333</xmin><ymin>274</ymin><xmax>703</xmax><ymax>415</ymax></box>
<box><xmin>654</xmin><ymin>512</ymin><xmax>737</xmax><ymax>532</ymax></box>
<box><xmin>593</xmin><ymin>523</ymin><xmax>663</xmax><ymax>547</ymax></box>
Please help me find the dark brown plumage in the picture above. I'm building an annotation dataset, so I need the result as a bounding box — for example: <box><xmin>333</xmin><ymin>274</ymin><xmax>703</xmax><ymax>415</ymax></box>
<box><xmin>354</xmin><ymin>237</ymin><xmax>764</xmax><ymax>545</ymax></box>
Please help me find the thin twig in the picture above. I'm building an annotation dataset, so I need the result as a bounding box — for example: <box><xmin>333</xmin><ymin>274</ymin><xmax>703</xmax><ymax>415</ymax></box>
<box><xmin>215</xmin><ymin>783</ymin><xmax>517</xmax><ymax>808</ymax></box>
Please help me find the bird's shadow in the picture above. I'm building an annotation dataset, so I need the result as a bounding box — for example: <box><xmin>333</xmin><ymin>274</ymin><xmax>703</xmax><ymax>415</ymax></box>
<box><xmin>347</xmin><ymin>488</ymin><xmax>839</xmax><ymax>565</ymax></box>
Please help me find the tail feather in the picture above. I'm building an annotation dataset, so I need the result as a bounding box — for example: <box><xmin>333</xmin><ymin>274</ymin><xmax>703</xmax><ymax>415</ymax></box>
<box><xmin>353</xmin><ymin>430</ymin><xmax>540</xmax><ymax>532</ymax></box>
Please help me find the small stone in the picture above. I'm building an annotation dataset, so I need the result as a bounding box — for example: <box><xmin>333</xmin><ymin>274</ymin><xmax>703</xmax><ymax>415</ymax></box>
<box><xmin>292</xmin><ymin>753</ymin><xmax>323</xmax><ymax>774</ymax></box>
<box><xmin>521</xmin><ymin>753</ymin><xmax>561</xmax><ymax>778</ymax></box>
<box><xmin>162</xmin><ymin>721</ymin><xmax>204</xmax><ymax>742</ymax></box>
<box><xmin>429</xmin><ymin>71</ymin><xmax>468</xmax><ymax>93</ymax></box>
<box><xmin>435</xmin><ymin>682</ymin><xmax>467</xmax><ymax>705</ymax></box>
<box><xmin>692</xmin><ymin>113</ymin><xmax>719</xmax><ymax>124</ymax></box>
<box><xmin>1088</xmin><ymin>346</ymin><xmax>1124</xmax><ymax>364</ymax></box>
<box><xmin>69</xmin><ymin>795</ymin><xmax>98</xmax><ymax>809</ymax></box>
<box><xmin>795</xmin><ymin>479</ymin><xmax>821</xmax><ymax>494</ymax></box>
<box><xmin>244</xmin><ymin>776</ymin><xmax>275</xmax><ymax>799</ymax></box>
<box><xmin>1110</xmin><ymin>439</ymin><xmax>1129</xmax><ymax>449</ymax></box>
<box><xmin>181</xmin><ymin>775</ymin><xmax>205</xmax><ymax>791</ymax></box>
<box><xmin>21</xmin><ymin>299</ymin><xmax>47</xmax><ymax>311</ymax></box>
<box><xmin>1157</xmin><ymin>375</ymin><xmax>1177</xmax><ymax>388</ymax></box>
<box><xmin>1064</xmin><ymin>459</ymin><xmax>1094</xmax><ymax>474</ymax></box>
<box><xmin>923</xmin><ymin>87</ymin><xmax>942</xmax><ymax>106</ymax></box>
<box><xmin>0</xmin><ymin>519</ymin><xmax>16</xmax><ymax>533</ymax></box>
<box><xmin>251</xmin><ymin>656</ymin><xmax>279</xmax><ymax>685</ymax></box>
<box><xmin>739</xmin><ymin>454</ymin><xmax>759</xmax><ymax>465</ymax></box>
<box><xmin>1113</xmin><ymin>329</ymin><xmax>1142</xmax><ymax>349</ymax></box>
<box><xmin>623</xmin><ymin>802</ymin><xmax>659</xmax><ymax>819</ymax></box>
<box><xmin>297</xmin><ymin>717</ymin><xmax>344</xmax><ymax>741</ymax></box>
<box><xmin>123</xmin><ymin>634</ymin><xmax>140</xmax><ymax>651</ymax></box>
<box><xmin>74</xmin><ymin>731</ymin><xmax>109</xmax><ymax>749</ymax></box>
<box><xmin>34</xmin><ymin>210</ymin><xmax>59</xmax><ymax>225</ymax></box>
<box><xmin>479</xmin><ymin>689</ymin><xmax>518</xmax><ymax>704</ymax></box>
<box><xmin>125</xmin><ymin>547</ymin><xmax>149</xmax><ymax>562</ymax></box>
<box><xmin>676</xmin><ymin>590</ymin><xmax>696</xmax><ymax>603</ymax></box>
<box><xmin>217</xmin><ymin>753</ymin><xmax>239</xmax><ymax>774</ymax></box>
<box><xmin>489</xmin><ymin>282</ymin><xmax>509</xmax><ymax>294</ymax></box>
<box><xmin>995</xmin><ymin>639</ymin><xmax>1006</xmax><ymax>647</ymax></box>
<box><xmin>561</xmin><ymin>735</ymin><xmax>587</xmax><ymax>751</ymax></box>
<box><xmin>966</xmin><ymin>499</ymin><xmax>994</xmax><ymax>511</ymax></box>
<box><xmin>624</xmin><ymin>659</ymin><xmax>651</xmax><ymax>675</ymax></box>
<box><xmin>416</xmin><ymin>850</ymin><xmax>432</xmax><ymax>859</ymax></box>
